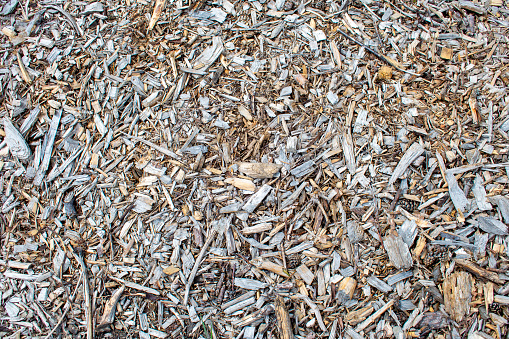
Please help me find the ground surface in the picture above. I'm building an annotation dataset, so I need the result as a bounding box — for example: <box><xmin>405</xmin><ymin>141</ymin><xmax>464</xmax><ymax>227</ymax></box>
<box><xmin>0</xmin><ymin>0</ymin><xmax>509</xmax><ymax>338</ymax></box>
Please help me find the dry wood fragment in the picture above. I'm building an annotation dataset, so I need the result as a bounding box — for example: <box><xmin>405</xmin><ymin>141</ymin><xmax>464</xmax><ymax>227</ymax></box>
<box><xmin>345</xmin><ymin>306</ymin><xmax>374</xmax><ymax>325</ymax></box>
<box><xmin>440</xmin><ymin>47</ymin><xmax>453</xmax><ymax>60</ymax></box>
<box><xmin>33</xmin><ymin>109</ymin><xmax>61</xmax><ymax>185</ymax></box>
<box><xmin>3</xmin><ymin>117</ymin><xmax>31</xmax><ymax>160</ymax></box>
<box><xmin>458</xmin><ymin>0</ymin><xmax>487</xmax><ymax>15</ymax></box>
<box><xmin>389</xmin><ymin>142</ymin><xmax>424</xmax><ymax>185</ymax></box>
<box><xmin>494</xmin><ymin>295</ymin><xmax>509</xmax><ymax>304</ymax></box>
<box><xmin>110</xmin><ymin>276</ymin><xmax>161</xmax><ymax>295</ymax></box>
<box><xmin>454</xmin><ymin>259</ymin><xmax>504</xmax><ymax>284</ymax></box>
<box><xmin>75</xmin><ymin>251</ymin><xmax>93</xmax><ymax>339</ymax></box>
<box><xmin>44</xmin><ymin>5</ymin><xmax>84</xmax><ymax>36</ymax></box>
<box><xmin>16</xmin><ymin>50</ymin><xmax>31</xmax><ymax>84</ymax></box>
<box><xmin>337</xmin><ymin>277</ymin><xmax>357</xmax><ymax>304</ymax></box>
<box><xmin>443</xmin><ymin>271</ymin><xmax>472</xmax><ymax>322</ymax></box>
<box><xmin>378</xmin><ymin>65</ymin><xmax>392</xmax><ymax>80</ymax></box>
<box><xmin>355</xmin><ymin>299</ymin><xmax>395</xmax><ymax>332</ymax></box>
<box><xmin>238</xmin><ymin>105</ymin><xmax>253</xmax><ymax>121</ymax></box>
<box><xmin>224</xmin><ymin>177</ymin><xmax>256</xmax><ymax>191</ymax></box>
<box><xmin>183</xmin><ymin>226</ymin><xmax>218</xmax><ymax>305</ymax></box>
<box><xmin>383</xmin><ymin>229</ymin><xmax>413</xmax><ymax>269</ymax></box>
<box><xmin>237</xmin><ymin>162</ymin><xmax>282</xmax><ymax>178</ymax></box>
<box><xmin>342</xmin><ymin>131</ymin><xmax>356</xmax><ymax>174</ymax></box>
<box><xmin>330</xmin><ymin>41</ymin><xmax>342</xmax><ymax>68</ymax></box>
<box><xmin>445</xmin><ymin>171</ymin><xmax>469</xmax><ymax>214</ymax></box>
<box><xmin>148</xmin><ymin>0</ymin><xmax>166</xmax><ymax>31</ymax></box>
<box><xmin>97</xmin><ymin>285</ymin><xmax>125</xmax><ymax>330</ymax></box>
<box><xmin>477</xmin><ymin>216</ymin><xmax>509</xmax><ymax>235</ymax></box>
<box><xmin>296</xmin><ymin>264</ymin><xmax>314</xmax><ymax>285</ymax></box>
<box><xmin>469</xmin><ymin>95</ymin><xmax>481</xmax><ymax>124</ymax></box>
<box><xmin>275</xmin><ymin>296</ymin><xmax>293</xmax><ymax>339</ymax></box>
<box><xmin>243</xmin><ymin>184</ymin><xmax>272</xmax><ymax>213</ymax></box>
<box><xmin>234</xmin><ymin>278</ymin><xmax>268</xmax><ymax>290</ymax></box>
<box><xmin>252</xmin><ymin>259</ymin><xmax>290</xmax><ymax>278</ymax></box>
<box><xmin>128</xmin><ymin>135</ymin><xmax>179</xmax><ymax>159</ymax></box>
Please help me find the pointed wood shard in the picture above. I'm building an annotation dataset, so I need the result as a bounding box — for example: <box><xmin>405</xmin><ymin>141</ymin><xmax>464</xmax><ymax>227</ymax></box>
<box><xmin>342</xmin><ymin>131</ymin><xmax>356</xmax><ymax>175</ymax></box>
<box><xmin>33</xmin><ymin>109</ymin><xmax>62</xmax><ymax>185</ymax></box>
<box><xmin>3</xmin><ymin>117</ymin><xmax>31</xmax><ymax>160</ymax></box>
<box><xmin>389</xmin><ymin>142</ymin><xmax>424</xmax><ymax>185</ymax></box>
<box><xmin>97</xmin><ymin>285</ymin><xmax>125</xmax><ymax>330</ymax></box>
<box><xmin>148</xmin><ymin>0</ymin><xmax>166</xmax><ymax>31</ymax></box>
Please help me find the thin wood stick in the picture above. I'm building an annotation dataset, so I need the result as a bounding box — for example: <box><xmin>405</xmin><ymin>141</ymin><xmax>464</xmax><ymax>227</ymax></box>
<box><xmin>336</xmin><ymin>28</ymin><xmax>420</xmax><ymax>76</ymax></box>
<box><xmin>183</xmin><ymin>227</ymin><xmax>218</xmax><ymax>305</ymax></box>
<box><xmin>123</xmin><ymin>133</ymin><xmax>180</xmax><ymax>159</ymax></box>
<box><xmin>389</xmin><ymin>188</ymin><xmax>402</xmax><ymax>211</ymax></box>
<box><xmin>43</xmin><ymin>5</ymin><xmax>84</xmax><ymax>37</ymax></box>
<box><xmin>355</xmin><ymin>299</ymin><xmax>395</xmax><ymax>332</ymax></box>
<box><xmin>75</xmin><ymin>250</ymin><xmax>94</xmax><ymax>339</ymax></box>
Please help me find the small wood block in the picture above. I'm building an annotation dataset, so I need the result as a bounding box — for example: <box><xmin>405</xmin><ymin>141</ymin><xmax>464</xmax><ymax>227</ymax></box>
<box><xmin>440</xmin><ymin>47</ymin><xmax>453</xmax><ymax>60</ymax></box>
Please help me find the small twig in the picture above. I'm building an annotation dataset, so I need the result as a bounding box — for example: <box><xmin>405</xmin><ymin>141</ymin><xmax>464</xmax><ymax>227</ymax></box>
<box><xmin>370</xmin><ymin>185</ymin><xmax>384</xmax><ymax>243</ymax></box>
<box><xmin>355</xmin><ymin>299</ymin><xmax>395</xmax><ymax>332</ymax></box>
<box><xmin>183</xmin><ymin>227</ymin><xmax>218</xmax><ymax>305</ymax></box>
<box><xmin>336</xmin><ymin>28</ymin><xmax>420</xmax><ymax>76</ymax></box>
<box><xmin>389</xmin><ymin>188</ymin><xmax>402</xmax><ymax>211</ymax></box>
<box><xmin>75</xmin><ymin>250</ymin><xmax>94</xmax><ymax>339</ymax></box>
<box><xmin>44</xmin><ymin>5</ymin><xmax>84</xmax><ymax>37</ymax></box>
<box><xmin>122</xmin><ymin>133</ymin><xmax>180</xmax><ymax>159</ymax></box>
<box><xmin>44</xmin><ymin>272</ymin><xmax>84</xmax><ymax>339</ymax></box>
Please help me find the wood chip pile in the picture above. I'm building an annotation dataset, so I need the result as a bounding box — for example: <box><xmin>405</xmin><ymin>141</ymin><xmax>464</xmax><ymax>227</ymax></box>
<box><xmin>0</xmin><ymin>0</ymin><xmax>509</xmax><ymax>338</ymax></box>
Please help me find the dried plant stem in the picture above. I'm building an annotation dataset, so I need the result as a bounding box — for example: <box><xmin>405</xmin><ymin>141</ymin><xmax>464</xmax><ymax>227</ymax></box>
<box><xmin>183</xmin><ymin>228</ymin><xmax>218</xmax><ymax>305</ymax></box>
<box><xmin>75</xmin><ymin>251</ymin><xmax>94</xmax><ymax>339</ymax></box>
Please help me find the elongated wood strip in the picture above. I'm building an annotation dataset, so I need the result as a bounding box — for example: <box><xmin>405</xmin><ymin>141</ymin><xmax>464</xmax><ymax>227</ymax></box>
<box><xmin>275</xmin><ymin>296</ymin><xmax>293</xmax><ymax>339</ymax></box>
<box><xmin>455</xmin><ymin>259</ymin><xmax>503</xmax><ymax>284</ymax></box>
<box><xmin>75</xmin><ymin>251</ymin><xmax>93</xmax><ymax>339</ymax></box>
<box><xmin>389</xmin><ymin>142</ymin><xmax>424</xmax><ymax>185</ymax></box>
<box><xmin>127</xmin><ymin>134</ymin><xmax>179</xmax><ymax>159</ymax></box>
<box><xmin>17</xmin><ymin>50</ymin><xmax>31</xmax><ymax>84</ymax></box>
<box><xmin>355</xmin><ymin>299</ymin><xmax>395</xmax><ymax>332</ymax></box>
<box><xmin>34</xmin><ymin>109</ymin><xmax>62</xmax><ymax>185</ymax></box>
<box><xmin>148</xmin><ymin>0</ymin><xmax>166</xmax><ymax>31</ymax></box>
<box><xmin>183</xmin><ymin>227</ymin><xmax>218</xmax><ymax>305</ymax></box>
<box><xmin>46</xmin><ymin>148</ymin><xmax>83</xmax><ymax>181</ymax></box>
<box><xmin>110</xmin><ymin>276</ymin><xmax>160</xmax><ymax>295</ymax></box>
<box><xmin>253</xmin><ymin>259</ymin><xmax>290</xmax><ymax>278</ymax></box>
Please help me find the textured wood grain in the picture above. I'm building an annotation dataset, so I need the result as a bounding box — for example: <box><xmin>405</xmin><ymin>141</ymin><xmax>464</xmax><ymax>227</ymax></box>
<box><xmin>443</xmin><ymin>271</ymin><xmax>472</xmax><ymax>322</ymax></box>
<box><xmin>275</xmin><ymin>296</ymin><xmax>293</xmax><ymax>339</ymax></box>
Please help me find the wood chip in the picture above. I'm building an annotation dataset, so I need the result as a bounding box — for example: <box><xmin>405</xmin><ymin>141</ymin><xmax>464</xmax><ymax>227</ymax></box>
<box><xmin>443</xmin><ymin>272</ymin><xmax>472</xmax><ymax>322</ymax></box>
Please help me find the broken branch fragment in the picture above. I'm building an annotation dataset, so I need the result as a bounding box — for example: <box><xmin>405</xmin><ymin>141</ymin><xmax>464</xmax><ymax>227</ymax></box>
<box><xmin>148</xmin><ymin>0</ymin><xmax>166</xmax><ymax>31</ymax></box>
<box><xmin>97</xmin><ymin>285</ymin><xmax>125</xmax><ymax>329</ymax></box>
